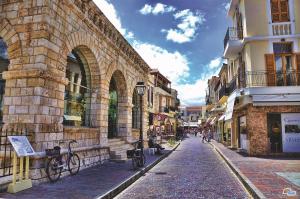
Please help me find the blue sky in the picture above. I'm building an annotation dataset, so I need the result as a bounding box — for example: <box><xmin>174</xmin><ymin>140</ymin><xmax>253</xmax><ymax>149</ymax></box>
<box><xmin>94</xmin><ymin>0</ymin><xmax>231</xmax><ymax>106</ymax></box>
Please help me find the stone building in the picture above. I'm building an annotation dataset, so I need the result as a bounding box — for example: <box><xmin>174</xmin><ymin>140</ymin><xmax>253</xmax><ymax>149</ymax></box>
<box><xmin>0</xmin><ymin>0</ymin><xmax>151</xmax><ymax>183</ymax></box>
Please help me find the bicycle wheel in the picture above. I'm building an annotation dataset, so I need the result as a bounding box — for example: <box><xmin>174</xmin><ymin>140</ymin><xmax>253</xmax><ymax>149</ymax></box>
<box><xmin>132</xmin><ymin>157</ymin><xmax>138</xmax><ymax>170</ymax></box>
<box><xmin>138</xmin><ymin>153</ymin><xmax>145</xmax><ymax>167</ymax></box>
<box><xmin>68</xmin><ymin>153</ymin><xmax>80</xmax><ymax>175</ymax></box>
<box><xmin>46</xmin><ymin>157</ymin><xmax>62</xmax><ymax>182</ymax></box>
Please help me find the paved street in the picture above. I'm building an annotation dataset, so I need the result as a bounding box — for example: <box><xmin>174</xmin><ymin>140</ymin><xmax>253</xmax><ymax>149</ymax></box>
<box><xmin>116</xmin><ymin>136</ymin><xmax>250</xmax><ymax>199</ymax></box>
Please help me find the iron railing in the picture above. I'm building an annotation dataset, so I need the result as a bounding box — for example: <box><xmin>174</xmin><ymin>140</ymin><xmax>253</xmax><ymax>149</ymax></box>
<box><xmin>159</xmin><ymin>106</ymin><xmax>169</xmax><ymax>113</ymax></box>
<box><xmin>242</xmin><ymin>71</ymin><xmax>300</xmax><ymax>87</ymax></box>
<box><xmin>0</xmin><ymin>127</ymin><xmax>31</xmax><ymax>177</ymax></box>
<box><xmin>224</xmin><ymin>27</ymin><xmax>244</xmax><ymax>49</ymax></box>
<box><xmin>218</xmin><ymin>84</ymin><xmax>229</xmax><ymax>99</ymax></box>
<box><xmin>228</xmin><ymin>76</ymin><xmax>238</xmax><ymax>93</ymax></box>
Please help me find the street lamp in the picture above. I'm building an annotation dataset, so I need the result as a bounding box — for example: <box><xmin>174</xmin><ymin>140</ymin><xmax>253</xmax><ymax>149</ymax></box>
<box><xmin>136</xmin><ymin>81</ymin><xmax>146</xmax><ymax>165</ymax></box>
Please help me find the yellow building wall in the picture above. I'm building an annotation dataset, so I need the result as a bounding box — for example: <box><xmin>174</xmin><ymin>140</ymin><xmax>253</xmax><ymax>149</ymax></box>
<box><xmin>248</xmin><ymin>41</ymin><xmax>269</xmax><ymax>71</ymax></box>
<box><xmin>244</xmin><ymin>0</ymin><xmax>268</xmax><ymax>37</ymax></box>
<box><xmin>295</xmin><ymin>0</ymin><xmax>300</xmax><ymax>34</ymax></box>
<box><xmin>243</xmin><ymin>44</ymin><xmax>252</xmax><ymax>71</ymax></box>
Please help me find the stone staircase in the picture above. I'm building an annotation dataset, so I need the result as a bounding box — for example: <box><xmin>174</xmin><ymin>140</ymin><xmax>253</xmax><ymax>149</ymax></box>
<box><xmin>108</xmin><ymin>138</ymin><xmax>134</xmax><ymax>162</ymax></box>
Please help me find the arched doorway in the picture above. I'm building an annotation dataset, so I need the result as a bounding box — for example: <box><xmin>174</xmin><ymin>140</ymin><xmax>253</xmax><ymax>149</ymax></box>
<box><xmin>0</xmin><ymin>37</ymin><xmax>9</xmax><ymax>122</ymax></box>
<box><xmin>107</xmin><ymin>70</ymin><xmax>128</xmax><ymax>139</ymax></box>
<box><xmin>108</xmin><ymin>77</ymin><xmax>118</xmax><ymax>138</ymax></box>
<box><xmin>64</xmin><ymin>49</ymin><xmax>92</xmax><ymax>127</ymax></box>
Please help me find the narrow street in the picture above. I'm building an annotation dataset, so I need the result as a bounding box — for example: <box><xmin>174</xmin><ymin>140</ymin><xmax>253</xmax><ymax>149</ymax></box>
<box><xmin>116</xmin><ymin>136</ymin><xmax>250</xmax><ymax>199</ymax></box>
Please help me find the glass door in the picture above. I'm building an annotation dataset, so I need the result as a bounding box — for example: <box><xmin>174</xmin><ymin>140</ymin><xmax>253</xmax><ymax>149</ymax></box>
<box><xmin>275</xmin><ymin>54</ymin><xmax>295</xmax><ymax>86</ymax></box>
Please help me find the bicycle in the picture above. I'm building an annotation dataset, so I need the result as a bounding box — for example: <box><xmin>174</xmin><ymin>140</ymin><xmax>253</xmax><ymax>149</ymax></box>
<box><xmin>126</xmin><ymin>140</ymin><xmax>145</xmax><ymax>170</ymax></box>
<box><xmin>45</xmin><ymin>140</ymin><xmax>80</xmax><ymax>182</ymax></box>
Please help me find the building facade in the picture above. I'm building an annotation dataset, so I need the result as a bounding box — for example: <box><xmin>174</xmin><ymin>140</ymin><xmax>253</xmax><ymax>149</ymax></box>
<box><xmin>0</xmin><ymin>0</ymin><xmax>151</xmax><ymax>183</ymax></box>
<box><xmin>149</xmin><ymin>69</ymin><xmax>178</xmax><ymax>135</ymax></box>
<box><xmin>222</xmin><ymin>0</ymin><xmax>300</xmax><ymax>155</ymax></box>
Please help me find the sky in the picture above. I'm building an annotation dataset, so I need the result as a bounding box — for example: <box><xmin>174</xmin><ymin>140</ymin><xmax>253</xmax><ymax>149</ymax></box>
<box><xmin>93</xmin><ymin>0</ymin><xmax>231</xmax><ymax>106</ymax></box>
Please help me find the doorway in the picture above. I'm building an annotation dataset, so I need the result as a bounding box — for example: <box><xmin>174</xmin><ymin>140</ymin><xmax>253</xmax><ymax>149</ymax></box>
<box><xmin>267</xmin><ymin>113</ymin><xmax>282</xmax><ymax>153</ymax></box>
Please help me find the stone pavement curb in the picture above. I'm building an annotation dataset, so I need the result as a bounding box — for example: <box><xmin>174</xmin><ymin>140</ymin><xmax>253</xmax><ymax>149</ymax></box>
<box><xmin>209</xmin><ymin>142</ymin><xmax>266</xmax><ymax>199</ymax></box>
<box><xmin>96</xmin><ymin>142</ymin><xmax>181</xmax><ymax>199</ymax></box>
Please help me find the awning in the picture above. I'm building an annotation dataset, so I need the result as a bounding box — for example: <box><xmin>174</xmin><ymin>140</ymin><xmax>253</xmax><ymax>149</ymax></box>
<box><xmin>218</xmin><ymin>114</ymin><xmax>225</xmax><ymax>121</ymax></box>
<box><xmin>252</xmin><ymin>94</ymin><xmax>300</xmax><ymax>106</ymax></box>
<box><xmin>210</xmin><ymin>117</ymin><xmax>217</xmax><ymax>125</ymax></box>
<box><xmin>225</xmin><ymin>92</ymin><xmax>237</xmax><ymax>121</ymax></box>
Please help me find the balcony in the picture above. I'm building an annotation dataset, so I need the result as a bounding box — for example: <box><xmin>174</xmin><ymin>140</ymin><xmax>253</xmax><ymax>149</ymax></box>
<box><xmin>228</xmin><ymin>76</ymin><xmax>238</xmax><ymax>94</ymax></box>
<box><xmin>241</xmin><ymin>71</ymin><xmax>300</xmax><ymax>87</ymax></box>
<box><xmin>218</xmin><ymin>84</ymin><xmax>229</xmax><ymax>100</ymax></box>
<box><xmin>223</xmin><ymin>27</ymin><xmax>244</xmax><ymax>58</ymax></box>
<box><xmin>157</xmin><ymin>83</ymin><xmax>171</xmax><ymax>94</ymax></box>
<box><xmin>159</xmin><ymin>106</ymin><xmax>169</xmax><ymax>113</ymax></box>
<box><xmin>272</xmin><ymin>22</ymin><xmax>292</xmax><ymax>36</ymax></box>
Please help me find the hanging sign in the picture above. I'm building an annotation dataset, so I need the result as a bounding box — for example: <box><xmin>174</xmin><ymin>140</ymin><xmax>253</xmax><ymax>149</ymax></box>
<box><xmin>8</xmin><ymin>136</ymin><xmax>35</xmax><ymax>157</ymax></box>
<box><xmin>281</xmin><ymin>113</ymin><xmax>300</xmax><ymax>153</ymax></box>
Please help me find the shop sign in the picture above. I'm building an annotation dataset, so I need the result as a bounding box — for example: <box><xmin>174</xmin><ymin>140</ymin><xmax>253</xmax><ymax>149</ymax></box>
<box><xmin>8</xmin><ymin>136</ymin><xmax>35</xmax><ymax>157</ymax></box>
<box><xmin>281</xmin><ymin>113</ymin><xmax>300</xmax><ymax>153</ymax></box>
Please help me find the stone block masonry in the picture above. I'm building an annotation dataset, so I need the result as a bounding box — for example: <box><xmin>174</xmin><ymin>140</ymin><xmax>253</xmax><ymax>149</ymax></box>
<box><xmin>0</xmin><ymin>0</ymin><xmax>150</xmax><ymax>184</ymax></box>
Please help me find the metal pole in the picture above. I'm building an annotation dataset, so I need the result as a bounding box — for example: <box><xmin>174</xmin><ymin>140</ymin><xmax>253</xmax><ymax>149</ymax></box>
<box><xmin>139</xmin><ymin>94</ymin><xmax>144</xmax><ymax>155</ymax></box>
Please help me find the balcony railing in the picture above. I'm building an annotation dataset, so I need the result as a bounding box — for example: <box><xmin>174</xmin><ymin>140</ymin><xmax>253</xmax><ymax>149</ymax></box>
<box><xmin>157</xmin><ymin>83</ymin><xmax>171</xmax><ymax>93</ymax></box>
<box><xmin>241</xmin><ymin>70</ymin><xmax>300</xmax><ymax>87</ymax></box>
<box><xmin>224</xmin><ymin>27</ymin><xmax>243</xmax><ymax>49</ymax></box>
<box><xmin>272</xmin><ymin>22</ymin><xmax>292</xmax><ymax>36</ymax></box>
<box><xmin>228</xmin><ymin>76</ymin><xmax>238</xmax><ymax>93</ymax></box>
<box><xmin>159</xmin><ymin>106</ymin><xmax>169</xmax><ymax>113</ymax></box>
<box><xmin>219</xmin><ymin>84</ymin><xmax>229</xmax><ymax>100</ymax></box>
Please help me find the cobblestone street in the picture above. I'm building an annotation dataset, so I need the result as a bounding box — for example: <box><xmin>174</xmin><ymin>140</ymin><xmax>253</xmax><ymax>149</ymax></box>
<box><xmin>116</xmin><ymin>136</ymin><xmax>250</xmax><ymax>199</ymax></box>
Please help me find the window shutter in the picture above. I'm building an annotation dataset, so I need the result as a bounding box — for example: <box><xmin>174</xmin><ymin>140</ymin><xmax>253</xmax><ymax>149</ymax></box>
<box><xmin>296</xmin><ymin>54</ymin><xmax>300</xmax><ymax>85</ymax></box>
<box><xmin>280</xmin><ymin>0</ymin><xmax>289</xmax><ymax>21</ymax></box>
<box><xmin>265</xmin><ymin>54</ymin><xmax>276</xmax><ymax>86</ymax></box>
<box><xmin>271</xmin><ymin>0</ymin><xmax>280</xmax><ymax>22</ymax></box>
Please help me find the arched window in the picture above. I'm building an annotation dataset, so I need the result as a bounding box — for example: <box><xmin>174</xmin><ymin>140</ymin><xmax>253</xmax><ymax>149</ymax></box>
<box><xmin>0</xmin><ymin>38</ymin><xmax>9</xmax><ymax>122</ymax></box>
<box><xmin>108</xmin><ymin>77</ymin><xmax>118</xmax><ymax>138</ymax></box>
<box><xmin>132</xmin><ymin>88</ymin><xmax>140</xmax><ymax>129</ymax></box>
<box><xmin>64</xmin><ymin>50</ymin><xmax>91</xmax><ymax>127</ymax></box>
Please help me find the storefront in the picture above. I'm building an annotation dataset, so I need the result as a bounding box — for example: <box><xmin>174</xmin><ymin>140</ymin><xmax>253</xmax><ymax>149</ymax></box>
<box><xmin>267</xmin><ymin>113</ymin><xmax>300</xmax><ymax>153</ymax></box>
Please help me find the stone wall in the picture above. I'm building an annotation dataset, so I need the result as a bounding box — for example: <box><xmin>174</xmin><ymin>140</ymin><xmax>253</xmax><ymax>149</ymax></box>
<box><xmin>0</xmin><ymin>0</ymin><xmax>150</xmax><ymax>183</ymax></box>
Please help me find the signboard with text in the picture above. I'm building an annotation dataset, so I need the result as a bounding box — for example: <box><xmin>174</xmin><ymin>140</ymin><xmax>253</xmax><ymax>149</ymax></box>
<box><xmin>8</xmin><ymin>136</ymin><xmax>35</xmax><ymax>157</ymax></box>
<box><xmin>281</xmin><ymin>113</ymin><xmax>300</xmax><ymax>153</ymax></box>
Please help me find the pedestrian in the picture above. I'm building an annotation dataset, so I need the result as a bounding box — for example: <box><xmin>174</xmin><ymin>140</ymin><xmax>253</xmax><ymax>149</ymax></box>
<box><xmin>194</xmin><ymin>129</ymin><xmax>197</xmax><ymax>137</ymax></box>
<box><xmin>207</xmin><ymin>129</ymin><xmax>212</xmax><ymax>142</ymax></box>
<box><xmin>202</xmin><ymin>128</ymin><xmax>207</xmax><ymax>143</ymax></box>
<box><xmin>148</xmin><ymin>133</ymin><xmax>165</xmax><ymax>155</ymax></box>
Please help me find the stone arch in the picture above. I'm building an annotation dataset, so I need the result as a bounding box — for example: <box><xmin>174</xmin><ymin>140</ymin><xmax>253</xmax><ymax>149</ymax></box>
<box><xmin>63</xmin><ymin>32</ymin><xmax>102</xmax><ymax>127</ymax></box>
<box><xmin>63</xmin><ymin>31</ymin><xmax>102</xmax><ymax>89</ymax></box>
<box><xmin>0</xmin><ymin>18</ymin><xmax>23</xmax><ymax>68</ymax></box>
<box><xmin>107</xmin><ymin>69</ymin><xmax>129</xmax><ymax>139</ymax></box>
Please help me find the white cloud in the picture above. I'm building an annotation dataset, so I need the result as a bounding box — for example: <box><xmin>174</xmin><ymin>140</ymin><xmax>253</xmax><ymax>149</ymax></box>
<box><xmin>93</xmin><ymin>0</ymin><xmax>221</xmax><ymax>106</ymax></box>
<box><xmin>93</xmin><ymin>0</ymin><xmax>132</xmax><ymax>39</ymax></box>
<box><xmin>163</xmin><ymin>9</ymin><xmax>205</xmax><ymax>43</ymax></box>
<box><xmin>132</xmin><ymin>41</ymin><xmax>190</xmax><ymax>83</ymax></box>
<box><xmin>139</xmin><ymin>3</ymin><xmax>176</xmax><ymax>15</ymax></box>
<box><xmin>225</xmin><ymin>2</ymin><xmax>230</xmax><ymax>11</ymax></box>
<box><xmin>208</xmin><ymin>57</ymin><xmax>222</xmax><ymax>69</ymax></box>
<box><xmin>175</xmin><ymin>57</ymin><xmax>223</xmax><ymax>105</ymax></box>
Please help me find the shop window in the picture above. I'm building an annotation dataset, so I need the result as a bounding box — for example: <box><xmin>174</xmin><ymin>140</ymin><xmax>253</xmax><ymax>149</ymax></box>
<box><xmin>0</xmin><ymin>38</ymin><xmax>9</xmax><ymax>123</ymax></box>
<box><xmin>64</xmin><ymin>51</ymin><xmax>91</xmax><ymax>127</ymax></box>
<box><xmin>132</xmin><ymin>88</ymin><xmax>140</xmax><ymax>129</ymax></box>
<box><xmin>271</xmin><ymin>0</ymin><xmax>290</xmax><ymax>22</ymax></box>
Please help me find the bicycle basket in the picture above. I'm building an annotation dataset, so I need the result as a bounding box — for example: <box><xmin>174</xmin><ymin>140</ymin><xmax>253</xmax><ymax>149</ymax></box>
<box><xmin>126</xmin><ymin>149</ymin><xmax>135</xmax><ymax>158</ymax></box>
<box><xmin>45</xmin><ymin>146</ymin><xmax>61</xmax><ymax>157</ymax></box>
